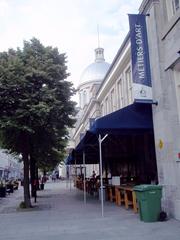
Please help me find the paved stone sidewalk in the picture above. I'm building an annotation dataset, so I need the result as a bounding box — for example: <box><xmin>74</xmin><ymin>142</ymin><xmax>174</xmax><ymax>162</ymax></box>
<box><xmin>0</xmin><ymin>181</ymin><xmax>180</xmax><ymax>240</ymax></box>
<box><xmin>0</xmin><ymin>184</ymin><xmax>24</xmax><ymax>214</ymax></box>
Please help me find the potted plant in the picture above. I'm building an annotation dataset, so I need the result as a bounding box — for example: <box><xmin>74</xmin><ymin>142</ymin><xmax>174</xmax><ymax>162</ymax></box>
<box><xmin>13</xmin><ymin>180</ymin><xmax>19</xmax><ymax>190</ymax></box>
<box><xmin>6</xmin><ymin>180</ymin><xmax>14</xmax><ymax>193</ymax></box>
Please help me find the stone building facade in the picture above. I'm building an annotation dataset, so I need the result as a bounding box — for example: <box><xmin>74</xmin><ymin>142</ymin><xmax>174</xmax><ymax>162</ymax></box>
<box><xmin>71</xmin><ymin>0</ymin><xmax>180</xmax><ymax>219</ymax></box>
<box><xmin>141</xmin><ymin>0</ymin><xmax>180</xmax><ymax>219</ymax></box>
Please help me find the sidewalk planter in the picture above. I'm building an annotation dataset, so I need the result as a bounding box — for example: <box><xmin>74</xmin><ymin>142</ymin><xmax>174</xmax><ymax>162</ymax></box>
<box><xmin>13</xmin><ymin>181</ymin><xmax>19</xmax><ymax>190</ymax></box>
<box><xmin>133</xmin><ymin>185</ymin><xmax>162</xmax><ymax>222</ymax></box>
<box><xmin>0</xmin><ymin>186</ymin><xmax>6</xmax><ymax>197</ymax></box>
<box><xmin>6</xmin><ymin>184</ymin><xmax>14</xmax><ymax>193</ymax></box>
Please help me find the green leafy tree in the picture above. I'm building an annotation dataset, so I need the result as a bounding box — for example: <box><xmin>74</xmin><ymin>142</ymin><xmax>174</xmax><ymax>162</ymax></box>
<box><xmin>0</xmin><ymin>38</ymin><xmax>76</xmax><ymax>207</ymax></box>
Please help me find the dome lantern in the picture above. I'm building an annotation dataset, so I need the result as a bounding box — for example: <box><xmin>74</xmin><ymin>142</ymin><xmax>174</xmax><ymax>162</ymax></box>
<box><xmin>95</xmin><ymin>47</ymin><xmax>105</xmax><ymax>62</ymax></box>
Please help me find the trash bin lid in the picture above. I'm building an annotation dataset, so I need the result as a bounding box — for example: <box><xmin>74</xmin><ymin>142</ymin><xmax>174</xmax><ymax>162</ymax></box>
<box><xmin>133</xmin><ymin>184</ymin><xmax>162</xmax><ymax>192</ymax></box>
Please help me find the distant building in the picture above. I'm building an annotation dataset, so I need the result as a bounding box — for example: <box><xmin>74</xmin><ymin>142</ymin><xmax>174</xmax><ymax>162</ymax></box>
<box><xmin>0</xmin><ymin>149</ymin><xmax>22</xmax><ymax>180</ymax></box>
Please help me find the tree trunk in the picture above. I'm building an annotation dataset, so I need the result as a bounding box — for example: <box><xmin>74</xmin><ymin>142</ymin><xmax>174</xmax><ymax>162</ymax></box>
<box><xmin>43</xmin><ymin>169</ymin><xmax>46</xmax><ymax>177</ymax></box>
<box><xmin>23</xmin><ymin>152</ymin><xmax>31</xmax><ymax>208</ymax></box>
<box><xmin>30</xmin><ymin>155</ymin><xmax>36</xmax><ymax>197</ymax></box>
<box><xmin>36</xmin><ymin>167</ymin><xmax>40</xmax><ymax>190</ymax></box>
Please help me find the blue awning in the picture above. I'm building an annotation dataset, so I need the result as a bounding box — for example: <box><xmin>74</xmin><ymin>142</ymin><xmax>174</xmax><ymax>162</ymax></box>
<box><xmin>75</xmin><ymin>131</ymin><xmax>97</xmax><ymax>152</ymax></box>
<box><xmin>90</xmin><ymin>103</ymin><xmax>153</xmax><ymax>135</ymax></box>
<box><xmin>73</xmin><ymin>103</ymin><xmax>153</xmax><ymax>161</ymax></box>
<box><xmin>67</xmin><ymin>147</ymin><xmax>99</xmax><ymax>165</ymax></box>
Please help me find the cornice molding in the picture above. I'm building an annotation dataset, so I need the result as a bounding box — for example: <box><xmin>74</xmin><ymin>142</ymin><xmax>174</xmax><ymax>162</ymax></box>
<box><xmin>97</xmin><ymin>42</ymin><xmax>130</xmax><ymax>101</ymax></box>
<box><xmin>139</xmin><ymin>0</ymin><xmax>160</xmax><ymax>13</ymax></box>
<box><xmin>77</xmin><ymin>80</ymin><xmax>102</xmax><ymax>91</ymax></box>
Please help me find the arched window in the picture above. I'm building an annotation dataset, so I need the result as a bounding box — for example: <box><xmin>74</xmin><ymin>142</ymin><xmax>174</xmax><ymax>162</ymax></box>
<box><xmin>79</xmin><ymin>91</ymin><xmax>83</xmax><ymax>108</ymax></box>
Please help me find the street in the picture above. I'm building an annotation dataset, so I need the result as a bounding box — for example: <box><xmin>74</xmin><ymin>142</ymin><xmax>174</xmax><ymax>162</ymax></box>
<box><xmin>0</xmin><ymin>181</ymin><xmax>180</xmax><ymax>240</ymax></box>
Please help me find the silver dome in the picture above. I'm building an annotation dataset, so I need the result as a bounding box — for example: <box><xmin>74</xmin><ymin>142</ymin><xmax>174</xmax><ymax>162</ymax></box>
<box><xmin>79</xmin><ymin>61</ymin><xmax>110</xmax><ymax>85</ymax></box>
<box><xmin>79</xmin><ymin>47</ymin><xmax>110</xmax><ymax>86</ymax></box>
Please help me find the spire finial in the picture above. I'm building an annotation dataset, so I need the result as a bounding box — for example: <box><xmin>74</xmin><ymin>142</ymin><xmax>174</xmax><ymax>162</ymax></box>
<box><xmin>97</xmin><ymin>24</ymin><xmax>100</xmax><ymax>48</ymax></box>
<box><xmin>95</xmin><ymin>25</ymin><xmax>105</xmax><ymax>62</ymax></box>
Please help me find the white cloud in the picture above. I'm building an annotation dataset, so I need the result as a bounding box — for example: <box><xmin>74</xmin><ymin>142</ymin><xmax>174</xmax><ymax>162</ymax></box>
<box><xmin>0</xmin><ymin>0</ymin><xmax>10</xmax><ymax>17</ymax></box>
<box><xmin>0</xmin><ymin>0</ymin><xmax>142</xmax><ymax>99</ymax></box>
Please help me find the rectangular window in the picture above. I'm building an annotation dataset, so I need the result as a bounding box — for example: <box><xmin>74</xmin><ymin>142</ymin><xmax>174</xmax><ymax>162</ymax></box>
<box><xmin>105</xmin><ymin>97</ymin><xmax>109</xmax><ymax>115</ymax></box>
<box><xmin>110</xmin><ymin>89</ymin><xmax>116</xmax><ymax>112</ymax></box>
<box><xmin>166</xmin><ymin>0</ymin><xmax>180</xmax><ymax>20</ymax></box>
<box><xmin>123</xmin><ymin>74</ymin><xmax>128</xmax><ymax>106</ymax></box>
<box><xmin>100</xmin><ymin>104</ymin><xmax>104</xmax><ymax>116</ymax></box>
<box><xmin>117</xmin><ymin>79</ymin><xmax>123</xmax><ymax>109</ymax></box>
<box><xmin>173</xmin><ymin>0</ymin><xmax>180</xmax><ymax>12</ymax></box>
<box><xmin>174</xmin><ymin>69</ymin><xmax>180</xmax><ymax>123</ymax></box>
<box><xmin>124</xmin><ymin>67</ymin><xmax>133</xmax><ymax>105</ymax></box>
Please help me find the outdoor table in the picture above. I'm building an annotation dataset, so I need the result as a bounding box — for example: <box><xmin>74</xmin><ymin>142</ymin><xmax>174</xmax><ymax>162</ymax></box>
<box><xmin>116</xmin><ymin>185</ymin><xmax>138</xmax><ymax>213</ymax></box>
<box><xmin>106</xmin><ymin>185</ymin><xmax>116</xmax><ymax>202</ymax></box>
<box><xmin>115</xmin><ymin>186</ymin><xmax>124</xmax><ymax>206</ymax></box>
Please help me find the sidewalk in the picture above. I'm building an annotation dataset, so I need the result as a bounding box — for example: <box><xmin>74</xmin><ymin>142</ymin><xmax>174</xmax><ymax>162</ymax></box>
<box><xmin>0</xmin><ymin>181</ymin><xmax>180</xmax><ymax>240</ymax></box>
<box><xmin>0</xmin><ymin>184</ymin><xmax>24</xmax><ymax>214</ymax></box>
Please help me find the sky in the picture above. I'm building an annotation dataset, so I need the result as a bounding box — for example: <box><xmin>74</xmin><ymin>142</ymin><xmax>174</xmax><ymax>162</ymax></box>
<box><xmin>0</xmin><ymin>0</ymin><xmax>142</xmax><ymax>101</ymax></box>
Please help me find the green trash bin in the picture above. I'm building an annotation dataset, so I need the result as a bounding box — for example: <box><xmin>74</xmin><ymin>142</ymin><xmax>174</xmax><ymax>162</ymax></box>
<box><xmin>133</xmin><ymin>185</ymin><xmax>162</xmax><ymax>222</ymax></box>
